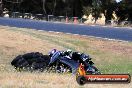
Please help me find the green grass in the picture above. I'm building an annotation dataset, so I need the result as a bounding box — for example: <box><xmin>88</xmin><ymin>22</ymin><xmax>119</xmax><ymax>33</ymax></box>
<box><xmin>5</xmin><ymin>26</ymin><xmax>132</xmax><ymax>75</ymax></box>
<box><xmin>0</xmin><ymin>26</ymin><xmax>132</xmax><ymax>88</ymax></box>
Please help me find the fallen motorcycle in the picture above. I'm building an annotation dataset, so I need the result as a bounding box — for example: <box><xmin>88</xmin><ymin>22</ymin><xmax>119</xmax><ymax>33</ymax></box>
<box><xmin>11</xmin><ymin>51</ymin><xmax>100</xmax><ymax>74</ymax></box>
<box><xmin>47</xmin><ymin>51</ymin><xmax>101</xmax><ymax>74</ymax></box>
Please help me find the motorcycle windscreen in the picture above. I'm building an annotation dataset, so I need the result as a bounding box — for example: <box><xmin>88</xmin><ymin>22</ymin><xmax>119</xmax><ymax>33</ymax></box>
<box><xmin>49</xmin><ymin>51</ymin><xmax>61</xmax><ymax>65</ymax></box>
<box><xmin>59</xmin><ymin>57</ymin><xmax>80</xmax><ymax>74</ymax></box>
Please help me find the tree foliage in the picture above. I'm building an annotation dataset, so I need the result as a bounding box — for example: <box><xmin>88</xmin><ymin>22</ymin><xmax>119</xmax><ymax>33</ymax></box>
<box><xmin>0</xmin><ymin>0</ymin><xmax>132</xmax><ymax>21</ymax></box>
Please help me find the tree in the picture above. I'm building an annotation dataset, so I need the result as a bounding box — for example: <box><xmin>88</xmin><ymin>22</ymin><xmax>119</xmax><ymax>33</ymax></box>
<box><xmin>42</xmin><ymin>0</ymin><xmax>47</xmax><ymax>15</ymax></box>
<box><xmin>1</xmin><ymin>0</ymin><xmax>131</xmax><ymax>22</ymax></box>
<box><xmin>0</xmin><ymin>0</ymin><xmax>2</xmax><ymax>16</ymax></box>
<box><xmin>115</xmin><ymin>0</ymin><xmax>132</xmax><ymax>22</ymax></box>
<box><xmin>92</xmin><ymin>0</ymin><xmax>102</xmax><ymax>23</ymax></box>
<box><xmin>4</xmin><ymin>0</ymin><xmax>23</xmax><ymax>12</ymax></box>
<box><xmin>100</xmin><ymin>0</ymin><xmax>117</xmax><ymax>23</ymax></box>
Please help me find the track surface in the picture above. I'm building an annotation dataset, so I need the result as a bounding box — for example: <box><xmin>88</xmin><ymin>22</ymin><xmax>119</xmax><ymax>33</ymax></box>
<box><xmin>0</xmin><ymin>17</ymin><xmax>132</xmax><ymax>41</ymax></box>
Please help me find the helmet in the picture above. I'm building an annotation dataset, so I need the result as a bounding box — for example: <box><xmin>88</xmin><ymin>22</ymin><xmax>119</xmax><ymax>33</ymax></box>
<box><xmin>49</xmin><ymin>49</ymin><xmax>57</xmax><ymax>57</ymax></box>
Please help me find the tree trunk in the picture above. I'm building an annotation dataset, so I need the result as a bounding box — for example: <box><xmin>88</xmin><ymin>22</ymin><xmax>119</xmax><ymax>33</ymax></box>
<box><xmin>0</xmin><ymin>0</ymin><xmax>3</xmax><ymax>16</ymax></box>
<box><xmin>52</xmin><ymin>0</ymin><xmax>56</xmax><ymax>15</ymax></box>
<box><xmin>42</xmin><ymin>0</ymin><xmax>47</xmax><ymax>15</ymax></box>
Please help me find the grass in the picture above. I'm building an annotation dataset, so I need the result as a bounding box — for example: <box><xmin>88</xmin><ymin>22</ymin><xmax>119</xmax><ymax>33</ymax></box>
<box><xmin>0</xmin><ymin>25</ymin><xmax>132</xmax><ymax>88</ymax></box>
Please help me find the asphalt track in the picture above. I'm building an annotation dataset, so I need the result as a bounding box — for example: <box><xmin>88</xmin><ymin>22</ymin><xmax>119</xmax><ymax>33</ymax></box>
<box><xmin>0</xmin><ymin>17</ymin><xmax>132</xmax><ymax>42</ymax></box>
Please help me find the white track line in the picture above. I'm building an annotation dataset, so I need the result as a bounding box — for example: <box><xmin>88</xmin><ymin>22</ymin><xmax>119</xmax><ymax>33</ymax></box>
<box><xmin>66</xmin><ymin>33</ymin><xmax>72</xmax><ymax>35</ymax></box>
<box><xmin>82</xmin><ymin>35</ymin><xmax>87</xmax><ymax>37</ymax></box>
<box><xmin>37</xmin><ymin>30</ymin><xmax>44</xmax><ymax>31</ymax></box>
<box><xmin>86</xmin><ymin>35</ymin><xmax>129</xmax><ymax>43</ymax></box>
<box><xmin>56</xmin><ymin>32</ymin><xmax>61</xmax><ymax>34</ymax></box>
<box><xmin>48</xmin><ymin>31</ymin><xmax>54</xmax><ymax>32</ymax></box>
<box><xmin>36</xmin><ymin>29</ymin><xmax>130</xmax><ymax>43</ymax></box>
<box><xmin>73</xmin><ymin>34</ymin><xmax>79</xmax><ymax>36</ymax></box>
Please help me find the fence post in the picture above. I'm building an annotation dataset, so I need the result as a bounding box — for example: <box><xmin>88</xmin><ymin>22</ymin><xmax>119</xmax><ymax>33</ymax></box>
<box><xmin>66</xmin><ymin>16</ymin><xmax>68</xmax><ymax>23</ymax></box>
<box><xmin>48</xmin><ymin>15</ymin><xmax>54</xmax><ymax>21</ymax></box>
<box><xmin>74</xmin><ymin>17</ymin><xmax>78</xmax><ymax>24</ymax></box>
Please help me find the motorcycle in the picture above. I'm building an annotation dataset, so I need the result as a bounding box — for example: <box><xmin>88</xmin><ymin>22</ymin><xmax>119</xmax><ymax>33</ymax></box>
<box><xmin>11</xmin><ymin>51</ymin><xmax>100</xmax><ymax>74</ymax></box>
<box><xmin>47</xmin><ymin>51</ymin><xmax>101</xmax><ymax>74</ymax></box>
<box><xmin>47</xmin><ymin>51</ymin><xmax>78</xmax><ymax>73</ymax></box>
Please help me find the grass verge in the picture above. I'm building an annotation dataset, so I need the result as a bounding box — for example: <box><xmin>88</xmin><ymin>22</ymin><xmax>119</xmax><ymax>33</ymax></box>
<box><xmin>0</xmin><ymin>25</ymin><xmax>132</xmax><ymax>88</ymax></box>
